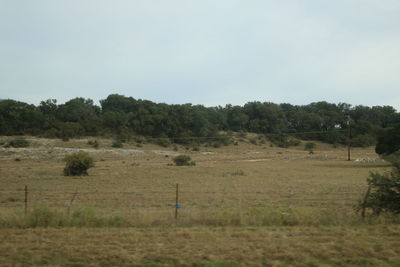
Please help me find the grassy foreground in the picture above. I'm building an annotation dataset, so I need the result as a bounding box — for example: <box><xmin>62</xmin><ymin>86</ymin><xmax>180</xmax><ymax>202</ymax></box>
<box><xmin>1</xmin><ymin>226</ymin><xmax>400</xmax><ymax>266</ymax></box>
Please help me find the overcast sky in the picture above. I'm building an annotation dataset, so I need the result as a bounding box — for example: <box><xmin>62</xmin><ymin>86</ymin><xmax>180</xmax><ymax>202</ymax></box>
<box><xmin>1</xmin><ymin>0</ymin><xmax>400</xmax><ymax>110</ymax></box>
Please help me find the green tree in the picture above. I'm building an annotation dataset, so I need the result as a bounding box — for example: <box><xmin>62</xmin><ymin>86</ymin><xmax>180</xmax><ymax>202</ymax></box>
<box><xmin>0</xmin><ymin>100</ymin><xmax>44</xmax><ymax>135</ymax></box>
<box><xmin>362</xmin><ymin>151</ymin><xmax>400</xmax><ymax>215</ymax></box>
<box><xmin>226</xmin><ymin>105</ymin><xmax>249</xmax><ymax>131</ymax></box>
<box><xmin>57</xmin><ymin>98</ymin><xmax>101</xmax><ymax>135</ymax></box>
<box><xmin>375</xmin><ymin>125</ymin><xmax>400</xmax><ymax>155</ymax></box>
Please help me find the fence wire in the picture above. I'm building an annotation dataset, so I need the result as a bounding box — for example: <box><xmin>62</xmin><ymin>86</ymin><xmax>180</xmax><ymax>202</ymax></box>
<box><xmin>0</xmin><ymin>186</ymin><xmax>362</xmax><ymax>212</ymax></box>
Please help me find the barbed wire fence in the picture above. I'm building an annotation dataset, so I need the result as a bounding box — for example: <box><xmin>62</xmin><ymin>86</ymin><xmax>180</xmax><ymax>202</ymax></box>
<box><xmin>0</xmin><ymin>184</ymin><xmax>367</xmax><ymax>221</ymax></box>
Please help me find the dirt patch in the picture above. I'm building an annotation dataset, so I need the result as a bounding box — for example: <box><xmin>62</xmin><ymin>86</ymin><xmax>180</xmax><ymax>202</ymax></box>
<box><xmin>0</xmin><ymin>147</ymin><xmax>145</xmax><ymax>160</ymax></box>
<box><xmin>151</xmin><ymin>150</ymin><xmax>180</xmax><ymax>156</ymax></box>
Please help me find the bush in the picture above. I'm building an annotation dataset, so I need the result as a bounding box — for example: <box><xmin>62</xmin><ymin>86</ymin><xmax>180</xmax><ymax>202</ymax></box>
<box><xmin>237</xmin><ymin>131</ymin><xmax>247</xmax><ymax>138</ymax></box>
<box><xmin>208</xmin><ymin>134</ymin><xmax>232</xmax><ymax>148</ymax></box>
<box><xmin>173</xmin><ymin>155</ymin><xmax>195</xmax><ymax>166</ymax></box>
<box><xmin>134</xmin><ymin>136</ymin><xmax>145</xmax><ymax>144</ymax></box>
<box><xmin>249</xmin><ymin>138</ymin><xmax>258</xmax><ymax>145</ymax></box>
<box><xmin>360</xmin><ymin>151</ymin><xmax>400</xmax><ymax>215</ymax></box>
<box><xmin>112</xmin><ymin>140</ymin><xmax>123</xmax><ymax>148</ymax></box>
<box><xmin>7</xmin><ymin>137</ymin><xmax>30</xmax><ymax>148</ymax></box>
<box><xmin>88</xmin><ymin>140</ymin><xmax>99</xmax><ymax>149</ymax></box>
<box><xmin>268</xmin><ymin>135</ymin><xmax>300</xmax><ymax>148</ymax></box>
<box><xmin>352</xmin><ymin>134</ymin><xmax>375</xmax><ymax>147</ymax></box>
<box><xmin>155</xmin><ymin>137</ymin><xmax>171</xmax><ymax>147</ymax></box>
<box><xmin>63</xmin><ymin>152</ymin><xmax>94</xmax><ymax>176</ymax></box>
<box><xmin>304</xmin><ymin>142</ymin><xmax>316</xmax><ymax>151</ymax></box>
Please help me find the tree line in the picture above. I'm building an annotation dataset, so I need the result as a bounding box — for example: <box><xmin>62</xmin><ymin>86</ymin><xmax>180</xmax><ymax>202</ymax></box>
<box><xmin>0</xmin><ymin>94</ymin><xmax>399</xmax><ymax>147</ymax></box>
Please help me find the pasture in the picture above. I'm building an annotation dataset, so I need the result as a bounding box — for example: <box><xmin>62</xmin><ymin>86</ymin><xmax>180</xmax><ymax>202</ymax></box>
<box><xmin>0</xmin><ymin>136</ymin><xmax>399</xmax><ymax>266</ymax></box>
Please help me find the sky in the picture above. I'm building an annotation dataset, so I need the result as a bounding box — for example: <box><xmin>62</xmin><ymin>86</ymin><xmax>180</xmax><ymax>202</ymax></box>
<box><xmin>1</xmin><ymin>0</ymin><xmax>400</xmax><ymax>110</ymax></box>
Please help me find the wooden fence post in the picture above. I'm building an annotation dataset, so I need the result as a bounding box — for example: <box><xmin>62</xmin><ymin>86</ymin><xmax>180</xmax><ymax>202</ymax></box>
<box><xmin>361</xmin><ymin>185</ymin><xmax>371</xmax><ymax>218</ymax></box>
<box><xmin>175</xmin><ymin>183</ymin><xmax>179</xmax><ymax>220</ymax></box>
<box><xmin>67</xmin><ymin>188</ymin><xmax>79</xmax><ymax>215</ymax></box>
<box><xmin>24</xmin><ymin>185</ymin><xmax>28</xmax><ymax>217</ymax></box>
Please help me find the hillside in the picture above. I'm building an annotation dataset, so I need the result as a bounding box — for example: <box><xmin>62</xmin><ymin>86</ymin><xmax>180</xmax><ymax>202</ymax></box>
<box><xmin>1</xmin><ymin>94</ymin><xmax>399</xmax><ymax>149</ymax></box>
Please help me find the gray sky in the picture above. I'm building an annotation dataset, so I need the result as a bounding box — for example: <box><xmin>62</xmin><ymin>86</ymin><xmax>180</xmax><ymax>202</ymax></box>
<box><xmin>1</xmin><ymin>0</ymin><xmax>400</xmax><ymax>110</ymax></box>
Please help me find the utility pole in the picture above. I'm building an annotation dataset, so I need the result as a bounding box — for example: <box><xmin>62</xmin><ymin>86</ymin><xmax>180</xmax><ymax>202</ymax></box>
<box><xmin>347</xmin><ymin>116</ymin><xmax>351</xmax><ymax>161</ymax></box>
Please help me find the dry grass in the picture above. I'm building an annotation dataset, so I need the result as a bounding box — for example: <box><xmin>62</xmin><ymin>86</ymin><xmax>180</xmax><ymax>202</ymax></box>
<box><xmin>0</xmin><ymin>136</ymin><xmax>389</xmax><ymax>226</ymax></box>
<box><xmin>1</xmin><ymin>226</ymin><xmax>400</xmax><ymax>266</ymax></box>
<box><xmin>0</xmin><ymin>136</ymin><xmax>399</xmax><ymax>266</ymax></box>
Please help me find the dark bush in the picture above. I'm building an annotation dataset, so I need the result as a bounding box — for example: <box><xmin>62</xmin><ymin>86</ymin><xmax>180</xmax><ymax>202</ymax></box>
<box><xmin>88</xmin><ymin>140</ymin><xmax>99</xmax><ymax>149</ymax></box>
<box><xmin>375</xmin><ymin>126</ymin><xmax>400</xmax><ymax>155</ymax></box>
<box><xmin>208</xmin><ymin>134</ymin><xmax>232</xmax><ymax>148</ymax></box>
<box><xmin>269</xmin><ymin>135</ymin><xmax>300</xmax><ymax>148</ymax></box>
<box><xmin>173</xmin><ymin>155</ymin><xmax>195</xmax><ymax>166</ymax></box>
<box><xmin>155</xmin><ymin>137</ymin><xmax>171</xmax><ymax>147</ymax></box>
<box><xmin>8</xmin><ymin>137</ymin><xmax>30</xmax><ymax>148</ymax></box>
<box><xmin>360</xmin><ymin>151</ymin><xmax>400</xmax><ymax>215</ymax></box>
<box><xmin>63</xmin><ymin>152</ymin><xmax>94</xmax><ymax>176</ymax></box>
<box><xmin>249</xmin><ymin>138</ymin><xmax>258</xmax><ymax>145</ymax></box>
<box><xmin>304</xmin><ymin>142</ymin><xmax>316</xmax><ymax>151</ymax></box>
<box><xmin>112</xmin><ymin>140</ymin><xmax>123</xmax><ymax>148</ymax></box>
<box><xmin>351</xmin><ymin>134</ymin><xmax>375</xmax><ymax>147</ymax></box>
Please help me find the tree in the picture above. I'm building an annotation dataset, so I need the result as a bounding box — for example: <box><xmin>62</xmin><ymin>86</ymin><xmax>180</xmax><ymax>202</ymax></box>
<box><xmin>57</xmin><ymin>98</ymin><xmax>101</xmax><ymax>135</ymax></box>
<box><xmin>362</xmin><ymin>151</ymin><xmax>400</xmax><ymax>215</ymax></box>
<box><xmin>375</xmin><ymin>125</ymin><xmax>400</xmax><ymax>155</ymax></box>
<box><xmin>0</xmin><ymin>99</ymin><xmax>44</xmax><ymax>135</ymax></box>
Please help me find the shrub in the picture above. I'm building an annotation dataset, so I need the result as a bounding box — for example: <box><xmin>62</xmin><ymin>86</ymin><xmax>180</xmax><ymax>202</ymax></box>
<box><xmin>112</xmin><ymin>140</ymin><xmax>123</xmax><ymax>148</ymax></box>
<box><xmin>304</xmin><ymin>142</ymin><xmax>316</xmax><ymax>151</ymax></box>
<box><xmin>63</xmin><ymin>152</ymin><xmax>94</xmax><ymax>176</ymax></box>
<box><xmin>212</xmin><ymin>143</ymin><xmax>221</xmax><ymax>148</ymax></box>
<box><xmin>173</xmin><ymin>155</ymin><xmax>195</xmax><ymax>166</ymax></box>
<box><xmin>155</xmin><ymin>137</ymin><xmax>171</xmax><ymax>147</ymax></box>
<box><xmin>218</xmin><ymin>134</ymin><xmax>233</xmax><ymax>146</ymax></box>
<box><xmin>209</xmin><ymin>134</ymin><xmax>232</xmax><ymax>148</ymax></box>
<box><xmin>287</xmin><ymin>138</ymin><xmax>301</xmax><ymax>146</ymax></box>
<box><xmin>268</xmin><ymin>135</ymin><xmax>300</xmax><ymax>148</ymax></box>
<box><xmin>134</xmin><ymin>136</ymin><xmax>145</xmax><ymax>144</ymax></box>
<box><xmin>222</xmin><ymin>169</ymin><xmax>246</xmax><ymax>177</ymax></box>
<box><xmin>360</xmin><ymin>151</ymin><xmax>400</xmax><ymax>215</ymax></box>
<box><xmin>88</xmin><ymin>140</ymin><xmax>99</xmax><ymax>149</ymax></box>
<box><xmin>249</xmin><ymin>138</ymin><xmax>258</xmax><ymax>145</ymax></box>
<box><xmin>7</xmin><ymin>137</ymin><xmax>30</xmax><ymax>148</ymax></box>
<box><xmin>352</xmin><ymin>134</ymin><xmax>376</xmax><ymax>147</ymax></box>
<box><xmin>237</xmin><ymin>131</ymin><xmax>247</xmax><ymax>138</ymax></box>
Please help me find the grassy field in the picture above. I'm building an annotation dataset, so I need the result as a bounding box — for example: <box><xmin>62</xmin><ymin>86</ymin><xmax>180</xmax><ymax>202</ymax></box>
<box><xmin>0</xmin><ymin>135</ymin><xmax>399</xmax><ymax>266</ymax></box>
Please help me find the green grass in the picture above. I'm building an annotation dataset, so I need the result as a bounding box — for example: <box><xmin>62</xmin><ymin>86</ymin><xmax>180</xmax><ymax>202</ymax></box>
<box><xmin>0</xmin><ymin>207</ymin><xmax>128</xmax><ymax>228</ymax></box>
